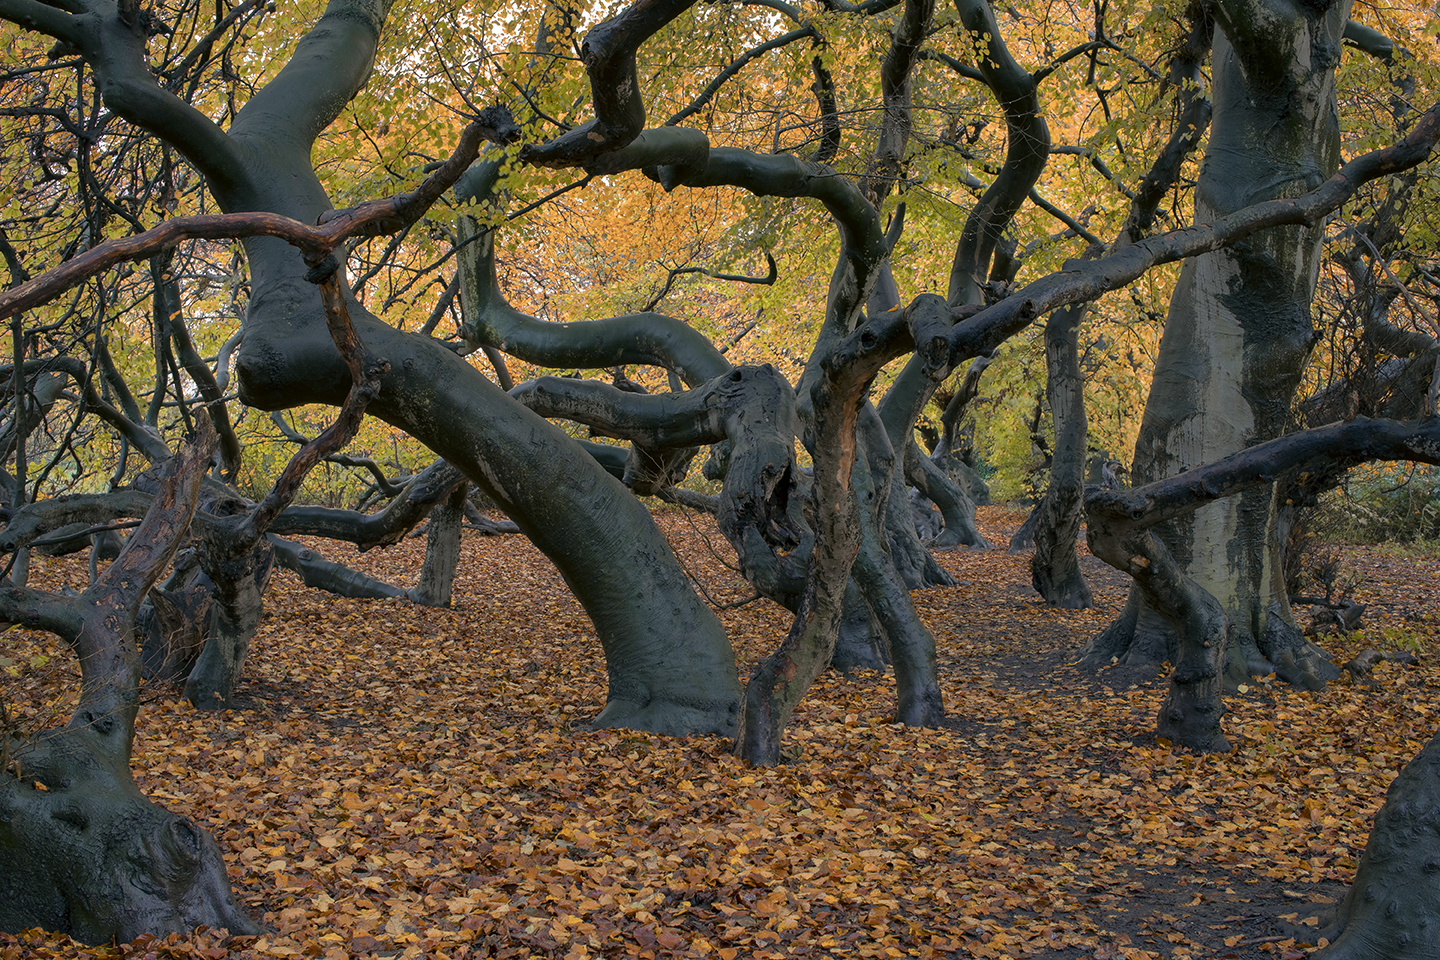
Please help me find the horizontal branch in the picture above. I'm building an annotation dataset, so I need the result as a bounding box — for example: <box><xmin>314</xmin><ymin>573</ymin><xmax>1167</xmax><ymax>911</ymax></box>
<box><xmin>1087</xmin><ymin>416</ymin><xmax>1440</xmax><ymax>531</ymax></box>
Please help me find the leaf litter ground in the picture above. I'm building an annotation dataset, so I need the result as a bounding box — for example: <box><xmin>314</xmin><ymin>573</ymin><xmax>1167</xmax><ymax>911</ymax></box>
<box><xmin>3</xmin><ymin>506</ymin><xmax>1438</xmax><ymax>960</ymax></box>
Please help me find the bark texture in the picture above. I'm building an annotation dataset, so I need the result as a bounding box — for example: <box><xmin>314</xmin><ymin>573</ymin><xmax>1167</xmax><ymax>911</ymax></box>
<box><xmin>410</xmin><ymin>483</ymin><xmax>467</xmax><ymax>608</ymax></box>
<box><xmin>1087</xmin><ymin>415</ymin><xmax>1440</xmax><ymax>750</ymax></box>
<box><xmin>1315</xmin><ymin>727</ymin><xmax>1440</xmax><ymax>960</ymax></box>
<box><xmin>0</xmin><ymin>432</ymin><xmax>260</xmax><ymax>942</ymax></box>
<box><xmin>1092</xmin><ymin>0</ymin><xmax>1351</xmax><ymax>681</ymax></box>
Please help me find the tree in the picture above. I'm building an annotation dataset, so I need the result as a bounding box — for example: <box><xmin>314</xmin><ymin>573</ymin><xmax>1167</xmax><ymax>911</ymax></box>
<box><xmin>1082</xmin><ymin>0</ymin><xmax>1380</xmax><ymax>687</ymax></box>
<box><xmin>1</xmin><ymin>0</ymin><xmax>1439</xmax><ymax>942</ymax></box>
<box><xmin>0</xmin><ymin>426</ymin><xmax>259</xmax><ymax>941</ymax></box>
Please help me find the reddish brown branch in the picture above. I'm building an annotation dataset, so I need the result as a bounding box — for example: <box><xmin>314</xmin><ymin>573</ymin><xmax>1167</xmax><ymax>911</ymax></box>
<box><xmin>237</xmin><ymin>275</ymin><xmax>387</xmax><ymax>542</ymax></box>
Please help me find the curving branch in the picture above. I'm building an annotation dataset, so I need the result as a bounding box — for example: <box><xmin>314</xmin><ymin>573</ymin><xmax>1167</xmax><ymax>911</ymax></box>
<box><xmin>937</xmin><ymin>102</ymin><xmax>1440</xmax><ymax>368</ymax></box>
<box><xmin>455</xmin><ymin>216</ymin><xmax>733</xmax><ymax>386</ymax></box>
<box><xmin>522</xmin><ymin>0</ymin><xmax>699</xmax><ymax>166</ymax></box>
<box><xmin>860</xmin><ymin>0</ymin><xmax>934</xmax><ymax>205</ymax></box>
<box><xmin>641</xmin><ymin>251</ymin><xmax>777</xmax><ymax>312</ymax></box>
<box><xmin>946</xmin><ymin>0</ymin><xmax>1052</xmax><ymax>305</ymax></box>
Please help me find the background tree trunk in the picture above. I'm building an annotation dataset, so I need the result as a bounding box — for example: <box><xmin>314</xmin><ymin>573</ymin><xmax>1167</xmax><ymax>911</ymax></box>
<box><xmin>410</xmin><ymin>482</ymin><xmax>468</xmax><ymax>607</ymax></box>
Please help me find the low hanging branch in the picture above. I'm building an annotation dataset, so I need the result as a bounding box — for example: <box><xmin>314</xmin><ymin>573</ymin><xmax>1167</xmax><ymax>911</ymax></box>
<box><xmin>1085</xmin><ymin>416</ymin><xmax>1440</xmax><ymax>753</ymax></box>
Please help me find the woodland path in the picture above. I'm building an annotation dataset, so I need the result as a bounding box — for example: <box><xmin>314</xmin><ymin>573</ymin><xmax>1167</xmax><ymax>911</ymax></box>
<box><xmin>3</xmin><ymin>506</ymin><xmax>1437</xmax><ymax>959</ymax></box>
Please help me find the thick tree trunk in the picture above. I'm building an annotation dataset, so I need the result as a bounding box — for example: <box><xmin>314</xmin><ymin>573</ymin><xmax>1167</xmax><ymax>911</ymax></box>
<box><xmin>1089</xmin><ymin>521</ymin><xmax>1230</xmax><ymax>752</ymax></box>
<box><xmin>1090</xmin><ymin>0</ymin><xmax>1350</xmax><ymax>684</ymax></box>
<box><xmin>852</xmin><ymin>424</ymin><xmax>945</xmax><ymax>726</ymax></box>
<box><xmin>0</xmin><ymin>726</ymin><xmax>260</xmax><ymax>943</ymax></box>
<box><xmin>1315</xmin><ymin>727</ymin><xmax>1440</xmax><ymax>960</ymax></box>
<box><xmin>1088</xmin><ymin>416</ymin><xmax>1440</xmax><ymax>750</ymax></box>
<box><xmin>186</xmin><ymin>537</ymin><xmax>274</xmax><ymax>710</ymax></box>
<box><xmin>0</xmin><ymin>432</ymin><xmax>261</xmax><ymax>942</ymax></box>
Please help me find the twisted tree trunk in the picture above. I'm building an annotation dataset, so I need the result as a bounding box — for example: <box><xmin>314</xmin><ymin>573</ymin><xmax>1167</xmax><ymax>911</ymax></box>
<box><xmin>0</xmin><ymin>431</ymin><xmax>261</xmax><ymax>942</ymax></box>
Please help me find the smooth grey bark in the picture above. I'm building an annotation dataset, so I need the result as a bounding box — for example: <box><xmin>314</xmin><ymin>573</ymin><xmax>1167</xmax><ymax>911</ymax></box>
<box><xmin>1088</xmin><ymin>415</ymin><xmax>1440</xmax><ymax>751</ymax></box>
<box><xmin>1315</xmin><ymin>726</ymin><xmax>1440</xmax><ymax>960</ymax></box>
<box><xmin>0</xmin><ymin>432</ymin><xmax>260</xmax><ymax>942</ymax></box>
<box><xmin>832</xmin><ymin>577</ymin><xmax>888</xmax><ymax>672</ymax></box>
<box><xmin>36</xmin><ymin>0</ymin><xmax>743</xmax><ymax>736</ymax></box>
<box><xmin>1089</xmin><ymin>0</ymin><xmax>1351</xmax><ymax>683</ymax></box>
<box><xmin>410</xmin><ymin>482</ymin><xmax>467</xmax><ymax>607</ymax></box>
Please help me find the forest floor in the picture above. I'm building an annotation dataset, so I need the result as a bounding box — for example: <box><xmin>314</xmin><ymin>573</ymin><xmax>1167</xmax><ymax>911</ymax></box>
<box><xmin>3</xmin><ymin>505</ymin><xmax>1439</xmax><ymax>960</ymax></box>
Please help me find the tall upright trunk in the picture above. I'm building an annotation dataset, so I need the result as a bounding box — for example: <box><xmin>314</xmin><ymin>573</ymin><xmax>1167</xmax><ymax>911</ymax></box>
<box><xmin>1084</xmin><ymin>0</ymin><xmax>1351</xmax><ymax>689</ymax></box>
<box><xmin>1030</xmin><ymin>302</ymin><xmax>1092</xmax><ymax>608</ymax></box>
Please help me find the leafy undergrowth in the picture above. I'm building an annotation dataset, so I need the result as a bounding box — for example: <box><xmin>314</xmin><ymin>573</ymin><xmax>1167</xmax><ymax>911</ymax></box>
<box><xmin>3</xmin><ymin>506</ymin><xmax>1437</xmax><ymax>960</ymax></box>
